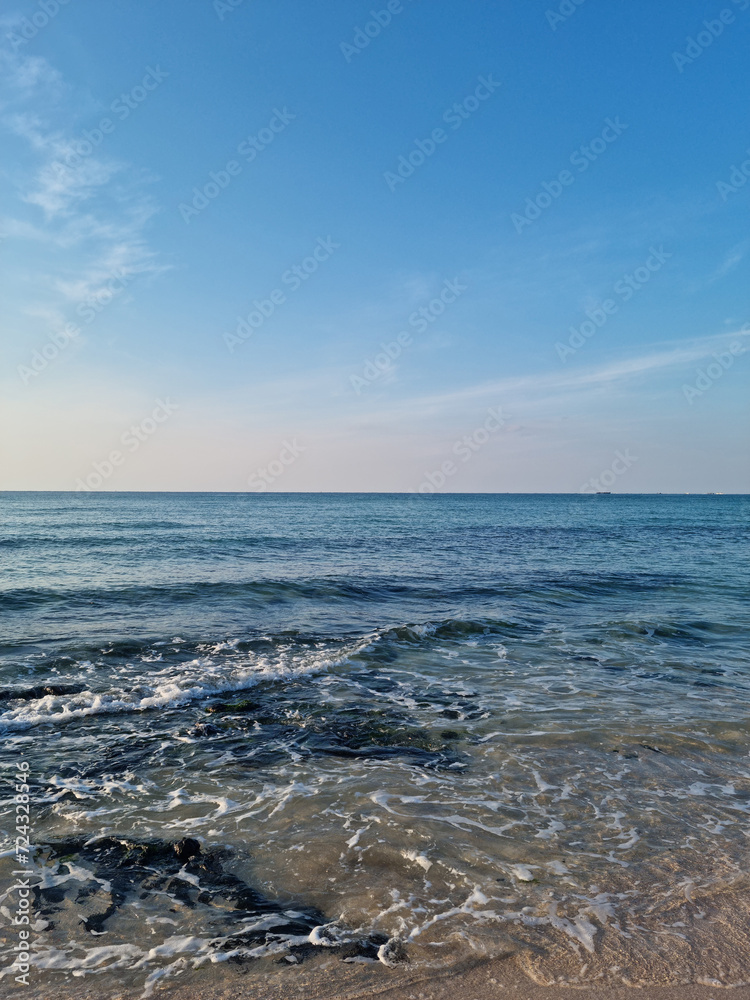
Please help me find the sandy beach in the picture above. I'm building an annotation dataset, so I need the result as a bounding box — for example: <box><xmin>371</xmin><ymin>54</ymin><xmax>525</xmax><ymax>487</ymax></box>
<box><xmin>18</xmin><ymin>953</ymin><xmax>750</xmax><ymax>1000</ymax></box>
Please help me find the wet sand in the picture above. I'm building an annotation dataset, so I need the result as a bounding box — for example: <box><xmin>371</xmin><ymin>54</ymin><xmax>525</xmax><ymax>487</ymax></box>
<box><xmin>18</xmin><ymin>955</ymin><xmax>750</xmax><ymax>1000</ymax></box>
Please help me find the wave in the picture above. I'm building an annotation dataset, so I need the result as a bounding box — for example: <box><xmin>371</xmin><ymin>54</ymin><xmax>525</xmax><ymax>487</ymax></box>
<box><xmin>0</xmin><ymin>569</ymin><xmax>715</xmax><ymax>613</ymax></box>
<box><xmin>0</xmin><ymin>615</ymin><xmax>517</xmax><ymax>730</ymax></box>
<box><xmin>0</xmin><ymin>635</ymin><xmax>373</xmax><ymax>731</ymax></box>
<box><xmin>0</xmin><ymin>578</ymin><xmax>413</xmax><ymax>611</ymax></box>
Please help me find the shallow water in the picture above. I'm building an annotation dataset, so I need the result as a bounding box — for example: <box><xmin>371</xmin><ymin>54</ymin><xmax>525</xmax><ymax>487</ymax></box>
<box><xmin>1</xmin><ymin>493</ymin><xmax>748</xmax><ymax>994</ymax></box>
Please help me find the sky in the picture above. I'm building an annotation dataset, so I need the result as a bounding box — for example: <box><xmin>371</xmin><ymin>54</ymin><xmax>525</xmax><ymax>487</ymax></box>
<box><xmin>1</xmin><ymin>0</ymin><xmax>748</xmax><ymax>493</ymax></box>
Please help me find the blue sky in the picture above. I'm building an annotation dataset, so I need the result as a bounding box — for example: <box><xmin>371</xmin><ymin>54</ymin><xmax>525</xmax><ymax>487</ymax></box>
<box><xmin>1</xmin><ymin>0</ymin><xmax>748</xmax><ymax>492</ymax></box>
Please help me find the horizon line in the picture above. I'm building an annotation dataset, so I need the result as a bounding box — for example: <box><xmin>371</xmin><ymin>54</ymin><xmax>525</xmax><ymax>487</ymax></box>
<box><xmin>0</xmin><ymin>491</ymin><xmax>745</xmax><ymax>497</ymax></box>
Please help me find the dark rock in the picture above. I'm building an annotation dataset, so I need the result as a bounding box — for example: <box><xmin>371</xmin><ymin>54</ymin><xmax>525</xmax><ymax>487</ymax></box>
<box><xmin>188</xmin><ymin>722</ymin><xmax>222</xmax><ymax>737</ymax></box>
<box><xmin>0</xmin><ymin>684</ymin><xmax>85</xmax><ymax>702</ymax></box>
<box><xmin>40</xmin><ymin>837</ymin><xmax>320</xmax><ymax>936</ymax></box>
<box><xmin>174</xmin><ymin>838</ymin><xmax>201</xmax><ymax>862</ymax></box>
<box><xmin>205</xmin><ymin>700</ymin><xmax>466</xmax><ymax>770</ymax></box>
<box><xmin>205</xmin><ymin>699</ymin><xmax>260</xmax><ymax>714</ymax></box>
<box><xmin>377</xmin><ymin>937</ymin><xmax>409</xmax><ymax>966</ymax></box>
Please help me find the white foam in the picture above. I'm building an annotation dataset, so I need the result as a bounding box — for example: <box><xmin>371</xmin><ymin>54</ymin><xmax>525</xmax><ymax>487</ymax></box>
<box><xmin>408</xmin><ymin>885</ymin><xmax>502</xmax><ymax>940</ymax></box>
<box><xmin>546</xmin><ymin>860</ymin><xmax>570</xmax><ymax>875</ymax></box>
<box><xmin>139</xmin><ymin>959</ymin><xmax>186</xmax><ymax>999</ymax></box>
<box><xmin>0</xmin><ymin>638</ymin><xmax>371</xmax><ymax>731</ymax></box>
<box><xmin>509</xmin><ymin>864</ymin><xmax>537</xmax><ymax>882</ymax></box>
<box><xmin>346</xmin><ymin>826</ymin><xmax>370</xmax><ymax>848</ymax></box>
<box><xmin>48</xmin><ymin>774</ymin><xmax>154</xmax><ymax>799</ymax></box>
<box><xmin>545</xmin><ymin>902</ymin><xmax>599</xmax><ymax>954</ymax></box>
<box><xmin>132</xmin><ymin>935</ymin><xmax>207</xmax><ymax>962</ymax></box>
<box><xmin>401</xmin><ymin>850</ymin><xmax>432</xmax><ymax>871</ymax></box>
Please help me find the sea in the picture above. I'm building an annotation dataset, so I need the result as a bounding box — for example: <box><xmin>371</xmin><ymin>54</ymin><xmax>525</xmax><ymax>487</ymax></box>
<box><xmin>0</xmin><ymin>492</ymin><xmax>748</xmax><ymax>996</ymax></box>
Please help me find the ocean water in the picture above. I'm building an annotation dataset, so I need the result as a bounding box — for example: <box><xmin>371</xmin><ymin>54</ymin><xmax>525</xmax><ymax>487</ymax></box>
<box><xmin>1</xmin><ymin>492</ymin><xmax>749</xmax><ymax>995</ymax></box>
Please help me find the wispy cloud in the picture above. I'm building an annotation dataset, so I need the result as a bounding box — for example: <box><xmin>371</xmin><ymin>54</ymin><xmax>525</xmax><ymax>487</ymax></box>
<box><xmin>0</xmin><ymin>47</ymin><xmax>168</xmax><ymax>346</ymax></box>
<box><xmin>708</xmin><ymin>243</ymin><xmax>747</xmax><ymax>283</ymax></box>
<box><xmin>0</xmin><ymin>48</ymin><xmax>64</xmax><ymax>105</ymax></box>
<box><xmin>349</xmin><ymin>329</ymin><xmax>750</xmax><ymax>427</ymax></box>
<box><xmin>199</xmin><ymin>328</ymin><xmax>747</xmax><ymax>438</ymax></box>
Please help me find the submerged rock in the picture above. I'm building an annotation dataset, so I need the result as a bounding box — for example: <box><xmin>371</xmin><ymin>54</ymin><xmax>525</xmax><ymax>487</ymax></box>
<box><xmin>205</xmin><ymin>698</ymin><xmax>260</xmax><ymax>714</ymax></box>
<box><xmin>35</xmin><ymin>836</ymin><xmax>404</xmax><ymax>965</ymax></box>
<box><xmin>0</xmin><ymin>683</ymin><xmax>85</xmax><ymax>701</ymax></box>
<box><xmin>377</xmin><ymin>936</ymin><xmax>410</xmax><ymax>966</ymax></box>
<box><xmin>187</xmin><ymin>721</ymin><xmax>222</xmax><ymax>737</ymax></box>
<box><xmin>201</xmin><ymin>698</ymin><xmax>466</xmax><ymax>770</ymax></box>
<box><xmin>173</xmin><ymin>837</ymin><xmax>201</xmax><ymax>862</ymax></box>
<box><xmin>39</xmin><ymin>836</ymin><xmax>320</xmax><ymax>936</ymax></box>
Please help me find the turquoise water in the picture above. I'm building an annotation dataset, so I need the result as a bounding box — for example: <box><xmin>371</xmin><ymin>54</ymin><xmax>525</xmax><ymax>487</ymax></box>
<box><xmin>1</xmin><ymin>493</ymin><xmax>748</xmax><ymax>991</ymax></box>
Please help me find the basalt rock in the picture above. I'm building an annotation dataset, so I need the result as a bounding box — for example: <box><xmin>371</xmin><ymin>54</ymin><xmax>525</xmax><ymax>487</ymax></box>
<box><xmin>201</xmin><ymin>699</ymin><xmax>466</xmax><ymax>770</ymax></box>
<box><xmin>36</xmin><ymin>836</ymin><xmax>404</xmax><ymax>964</ymax></box>
<box><xmin>0</xmin><ymin>683</ymin><xmax>85</xmax><ymax>701</ymax></box>
<box><xmin>40</xmin><ymin>836</ymin><xmax>320</xmax><ymax>935</ymax></box>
